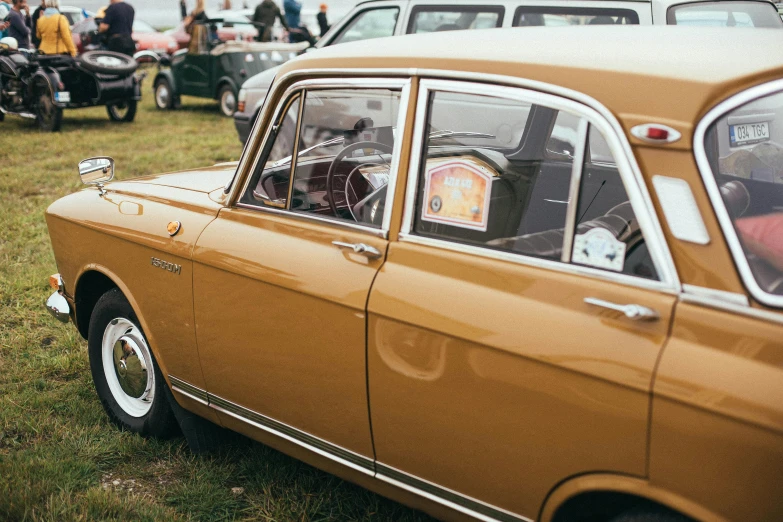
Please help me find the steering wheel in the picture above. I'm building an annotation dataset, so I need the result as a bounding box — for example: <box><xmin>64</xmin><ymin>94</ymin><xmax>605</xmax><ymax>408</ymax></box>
<box><xmin>326</xmin><ymin>141</ymin><xmax>394</xmax><ymax>219</ymax></box>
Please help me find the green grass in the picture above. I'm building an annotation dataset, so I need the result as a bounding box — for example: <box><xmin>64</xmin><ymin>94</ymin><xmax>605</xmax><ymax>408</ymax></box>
<box><xmin>0</xmin><ymin>81</ymin><xmax>433</xmax><ymax>521</ymax></box>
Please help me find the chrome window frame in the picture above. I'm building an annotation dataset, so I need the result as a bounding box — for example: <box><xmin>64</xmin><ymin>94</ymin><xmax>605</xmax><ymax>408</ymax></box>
<box><xmin>693</xmin><ymin>78</ymin><xmax>783</xmax><ymax>309</ymax></box>
<box><xmin>400</xmin><ymin>78</ymin><xmax>679</xmax><ymax>293</ymax></box>
<box><xmin>234</xmin><ymin>77</ymin><xmax>412</xmax><ymax>239</ymax></box>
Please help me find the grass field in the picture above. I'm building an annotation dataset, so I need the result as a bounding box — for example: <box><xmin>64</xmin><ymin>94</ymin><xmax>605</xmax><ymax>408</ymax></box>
<box><xmin>0</xmin><ymin>81</ymin><xmax>433</xmax><ymax>521</ymax></box>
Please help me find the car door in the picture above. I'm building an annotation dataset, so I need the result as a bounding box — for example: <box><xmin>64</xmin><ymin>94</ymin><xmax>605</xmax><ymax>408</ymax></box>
<box><xmin>367</xmin><ymin>80</ymin><xmax>679</xmax><ymax>520</ymax></box>
<box><xmin>192</xmin><ymin>79</ymin><xmax>411</xmax><ymax>464</ymax></box>
<box><xmin>180</xmin><ymin>24</ymin><xmax>211</xmax><ymax>97</ymax></box>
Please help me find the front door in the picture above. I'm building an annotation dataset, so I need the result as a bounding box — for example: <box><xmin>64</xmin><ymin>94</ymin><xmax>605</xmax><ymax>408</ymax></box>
<box><xmin>180</xmin><ymin>24</ymin><xmax>211</xmax><ymax>97</ymax></box>
<box><xmin>192</xmin><ymin>80</ymin><xmax>409</xmax><ymax>463</ymax></box>
<box><xmin>367</xmin><ymin>81</ymin><xmax>679</xmax><ymax>519</ymax></box>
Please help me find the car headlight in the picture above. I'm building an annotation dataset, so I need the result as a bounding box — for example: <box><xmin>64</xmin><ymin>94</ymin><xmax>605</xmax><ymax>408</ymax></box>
<box><xmin>237</xmin><ymin>89</ymin><xmax>246</xmax><ymax>113</ymax></box>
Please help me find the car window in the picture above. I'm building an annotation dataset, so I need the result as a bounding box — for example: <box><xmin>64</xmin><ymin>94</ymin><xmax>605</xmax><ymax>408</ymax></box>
<box><xmin>331</xmin><ymin>7</ymin><xmax>399</xmax><ymax>44</ymax></box>
<box><xmin>240</xmin><ymin>94</ymin><xmax>301</xmax><ymax>208</ymax></box>
<box><xmin>667</xmin><ymin>1</ymin><xmax>783</xmax><ymax>27</ymax></box>
<box><xmin>411</xmin><ymin>89</ymin><xmax>658</xmax><ymax>279</ymax></box>
<box><xmin>287</xmin><ymin>88</ymin><xmax>401</xmax><ymax>227</ymax></box>
<box><xmin>407</xmin><ymin>6</ymin><xmax>504</xmax><ymax>33</ymax></box>
<box><xmin>703</xmin><ymin>89</ymin><xmax>783</xmax><ymax>297</ymax></box>
<box><xmin>513</xmin><ymin>6</ymin><xmax>640</xmax><ymax>26</ymax></box>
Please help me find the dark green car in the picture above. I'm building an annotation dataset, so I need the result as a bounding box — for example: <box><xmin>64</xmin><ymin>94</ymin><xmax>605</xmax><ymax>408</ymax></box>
<box><xmin>152</xmin><ymin>20</ymin><xmax>308</xmax><ymax>117</ymax></box>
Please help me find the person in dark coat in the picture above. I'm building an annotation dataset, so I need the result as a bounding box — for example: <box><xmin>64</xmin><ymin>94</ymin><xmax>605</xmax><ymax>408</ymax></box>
<box><xmin>30</xmin><ymin>0</ymin><xmax>43</xmax><ymax>46</ymax></box>
<box><xmin>98</xmin><ymin>0</ymin><xmax>135</xmax><ymax>56</ymax></box>
<box><xmin>252</xmin><ymin>0</ymin><xmax>288</xmax><ymax>42</ymax></box>
<box><xmin>7</xmin><ymin>0</ymin><xmax>31</xmax><ymax>49</ymax></box>
<box><xmin>316</xmin><ymin>3</ymin><xmax>329</xmax><ymax>37</ymax></box>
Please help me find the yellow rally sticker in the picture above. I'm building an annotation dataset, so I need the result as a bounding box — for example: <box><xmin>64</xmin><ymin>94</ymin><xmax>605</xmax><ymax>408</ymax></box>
<box><xmin>421</xmin><ymin>159</ymin><xmax>493</xmax><ymax>231</ymax></box>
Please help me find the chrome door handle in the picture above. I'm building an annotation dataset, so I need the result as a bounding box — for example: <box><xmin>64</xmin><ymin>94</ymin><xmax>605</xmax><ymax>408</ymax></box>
<box><xmin>332</xmin><ymin>241</ymin><xmax>383</xmax><ymax>259</ymax></box>
<box><xmin>584</xmin><ymin>297</ymin><xmax>659</xmax><ymax>321</ymax></box>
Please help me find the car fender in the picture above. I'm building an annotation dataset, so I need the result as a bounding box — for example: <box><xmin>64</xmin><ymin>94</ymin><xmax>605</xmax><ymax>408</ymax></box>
<box><xmin>538</xmin><ymin>473</ymin><xmax>728</xmax><ymax>522</ymax></box>
<box><xmin>32</xmin><ymin>67</ymin><xmax>66</xmax><ymax>107</ymax></box>
<box><xmin>154</xmin><ymin>68</ymin><xmax>178</xmax><ymax>96</ymax></box>
<box><xmin>215</xmin><ymin>76</ymin><xmax>237</xmax><ymax>100</ymax></box>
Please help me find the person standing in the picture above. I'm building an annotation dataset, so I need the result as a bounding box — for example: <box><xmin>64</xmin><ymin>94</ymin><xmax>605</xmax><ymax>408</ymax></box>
<box><xmin>179</xmin><ymin>0</ymin><xmax>186</xmax><ymax>20</ymax></box>
<box><xmin>316</xmin><ymin>2</ymin><xmax>328</xmax><ymax>37</ymax></box>
<box><xmin>252</xmin><ymin>0</ymin><xmax>287</xmax><ymax>42</ymax></box>
<box><xmin>36</xmin><ymin>0</ymin><xmax>76</xmax><ymax>55</ymax></box>
<box><xmin>282</xmin><ymin>0</ymin><xmax>300</xmax><ymax>30</ymax></box>
<box><xmin>7</xmin><ymin>0</ymin><xmax>31</xmax><ymax>49</ymax></box>
<box><xmin>98</xmin><ymin>0</ymin><xmax>135</xmax><ymax>56</ymax></box>
<box><xmin>30</xmin><ymin>0</ymin><xmax>45</xmax><ymax>47</ymax></box>
<box><xmin>0</xmin><ymin>1</ymin><xmax>11</xmax><ymax>38</ymax></box>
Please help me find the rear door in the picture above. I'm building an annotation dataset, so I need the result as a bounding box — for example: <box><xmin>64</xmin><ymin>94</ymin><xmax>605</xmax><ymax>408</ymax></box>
<box><xmin>367</xmin><ymin>80</ymin><xmax>679</xmax><ymax>520</ymax></box>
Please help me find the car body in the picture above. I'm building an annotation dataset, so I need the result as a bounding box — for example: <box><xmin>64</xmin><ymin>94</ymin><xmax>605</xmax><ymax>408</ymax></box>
<box><xmin>60</xmin><ymin>5</ymin><xmax>94</xmax><ymax>26</ymax></box>
<box><xmin>45</xmin><ymin>26</ymin><xmax>783</xmax><ymax>522</ymax></box>
<box><xmin>151</xmin><ymin>20</ymin><xmax>307</xmax><ymax>117</ymax></box>
<box><xmin>232</xmin><ymin>0</ymin><xmax>783</xmax><ymax>143</ymax></box>
<box><xmin>71</xmin><ymin>18</ymin><xmax>179</xmax><ymax>56</ymax></box>
<box><xmin>165</xmin><ymin>11</ymin><xmax>258</xmax><ymax>50</ymax></box>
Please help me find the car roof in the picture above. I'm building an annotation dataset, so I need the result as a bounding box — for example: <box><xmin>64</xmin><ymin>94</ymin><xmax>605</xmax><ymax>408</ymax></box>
<box><xmin>279</xmin><ymin>26</ymin><xmax>783</xmax><ymax>131</ymax></box>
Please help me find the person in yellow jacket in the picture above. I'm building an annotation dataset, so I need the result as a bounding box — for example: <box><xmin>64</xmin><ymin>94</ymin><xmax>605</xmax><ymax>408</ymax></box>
<box><xmin>36</xmin><ymin>0</ymin><xmax>76</xmax><ymax>56</ymax></box>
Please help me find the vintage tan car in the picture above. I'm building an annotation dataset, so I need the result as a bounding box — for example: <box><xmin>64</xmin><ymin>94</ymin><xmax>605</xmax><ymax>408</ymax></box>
<box><xmin>44</xmin><ymin>26</ymin><xmax>783</xmax><ymax>522</ymax></box>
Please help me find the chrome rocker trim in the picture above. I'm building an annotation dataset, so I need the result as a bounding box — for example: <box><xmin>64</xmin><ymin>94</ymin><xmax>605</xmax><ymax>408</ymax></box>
<box><xmin>169</xmin><ymin>376</ymin><xmax>534</xmax><ymax>522</ymax></box>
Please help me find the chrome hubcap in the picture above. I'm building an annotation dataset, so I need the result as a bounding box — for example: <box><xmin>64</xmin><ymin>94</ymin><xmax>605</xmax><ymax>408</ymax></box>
<box><xmin>156</xmin><ymin>84</ymin><xmax>169</xmax><ymax>108</ymax></box>
<box><xmin>102</xmin><ymin>318</ymin><xmax>155</xmax><ymax>417</ymax></box>
<box><xmin>221</xmin><ymin>90</ymin><xmax>235</xmax><ymax>115</ymax></box>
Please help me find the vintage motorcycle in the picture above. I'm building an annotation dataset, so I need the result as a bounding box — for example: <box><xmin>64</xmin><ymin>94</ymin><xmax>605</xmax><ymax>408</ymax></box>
<box><xmin>0</xmin><ymin>37</ymin><xmax>141</xmax><ymax>132</ymax></box>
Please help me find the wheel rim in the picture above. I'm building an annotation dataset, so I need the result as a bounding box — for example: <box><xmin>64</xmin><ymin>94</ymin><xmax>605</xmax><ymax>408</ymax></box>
<box><xmin>92</xmin><ymin>54</ymin><xmax>126</xmax><ymax>68</ymax></box>
<box><xmin>109</xmin><ymin>102</ymin><xmax>129</xmax><ymax>119</ymax></box>
<box><xmin>220</xmin><ymin>89</ymin><xmax>235</xmax><ymax>115</ymax></box>
<box><xmin>102</xmin><ymin>318</ymin><xmax>155</xmax><ymax>417</ymax></box>
<box><xmin>156</xmin><ymin>83</ymin><xmax>169</xmax><ymax>108</ymax></box>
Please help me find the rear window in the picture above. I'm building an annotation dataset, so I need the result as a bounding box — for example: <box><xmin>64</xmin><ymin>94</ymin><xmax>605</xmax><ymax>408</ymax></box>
<box><xmin>407</xmin><ymin>5</ymin><xmax>504</xmax><ymax>33</ymax></box>
<box><xmin>514</xmin><ymin>6</ymin><xmax>639</xmax><ymax>26</ymax></box>
<box><xmin>668</xmin><ymin>1</ymin><xmax>783</xmax><ymax>27</ymax></box>
<box><xmin>703</xmin><ymin>89</ymin><xmax>783</xmax><ymax>302</ymax></box>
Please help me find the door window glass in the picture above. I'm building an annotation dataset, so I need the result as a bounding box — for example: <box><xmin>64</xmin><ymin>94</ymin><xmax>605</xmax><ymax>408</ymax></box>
<box><xmin>703</xmin><ymin>89</ymin><xmax>783</xmax><ymax>297</ymax></box>
<box><xmin>331</xmin><ymin>7</ymin><xmax>400</xmax><ymax>44</ymax></box>
<box><xmin>514</xmin><ymin>6</ymin><xmax>639</xmax><ymax>26</ymax></box>
<box><xmin>667</xmin><ymin>1</ymin><xmax>783</xmax><ymax>27</ymax></box>
<box><xmin>407</xmin><ymin>6</ymin><xmax>504</xmax><ymax>33</ymax></box>
<box><xmin>240</xmin><ymin>94</ymin><xmax>301</xmax><ymax>208</ymax></box>
<box><xmin>288</xmin><ymin>88</ymin><xmax>401</xmax><ymax>228</ymax></box>
<box><xmin>411</xmin><ymin>89</ymin><xmax>658</xmax><ymax>279</ymax></box>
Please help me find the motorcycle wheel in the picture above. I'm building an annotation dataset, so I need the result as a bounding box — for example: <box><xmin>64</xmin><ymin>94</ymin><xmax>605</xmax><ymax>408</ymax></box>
<box><xmin>0</xmin><ymin>110</ymin><xmax>4</xmax><ymax>122</ymax></box>
<box><xmin>35</xmin><ymin>86</ymin><xmax>63</xmax><ymax>132</ymax></box>
<box><xmin>107</xmin><ymin>100</ymin><xmax>137</xmax><ymax>123</ymax></box>
<box><xmin>154</xmin><ymin>78</ymin><xmax>174</xmax><ymax>110</ymax></box>
<box><xmin>218</xmin><ymin>84</ymin><xmax>236</xmax><ymax>117</ymax></box>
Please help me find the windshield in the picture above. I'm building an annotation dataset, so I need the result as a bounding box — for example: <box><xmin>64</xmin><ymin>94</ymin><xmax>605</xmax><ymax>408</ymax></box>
<box><xmin>133</xmin><ymin>20</ymin><xmax>157</xmax><ymax>33</ymax></box>
<box><xmin>668</xmin><ymin>1</ymin><xmax>783</xmax><ymax>27</ymax></box>
<box><xmin>703</xmin><ymin>89</ymin><xmax>783</xmax><ymax>302</ymax></box>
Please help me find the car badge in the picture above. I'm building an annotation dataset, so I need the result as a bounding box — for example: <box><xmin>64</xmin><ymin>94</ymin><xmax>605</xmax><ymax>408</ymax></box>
<box><xmin>167</xmin><ymin>221</ymin><xmax>181</xmax><ymax>237</ymax></box>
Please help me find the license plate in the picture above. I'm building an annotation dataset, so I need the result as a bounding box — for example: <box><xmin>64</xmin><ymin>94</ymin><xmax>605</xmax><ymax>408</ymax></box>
<box><xmin>54</xmin><ymin>91</ymin><xmax>70</xmax><ymax>103</ymax></box>
<box><xmin>730</xmin><ymin>121</ymin><xmax>769</xmax><ymax>147</ymax></box>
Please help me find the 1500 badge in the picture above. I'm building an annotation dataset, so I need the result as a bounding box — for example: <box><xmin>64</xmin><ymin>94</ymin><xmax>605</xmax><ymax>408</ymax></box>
<box><xmin>151</xmin><ymin>257</ymin><xmax>181</xmax><ymax>275</ymax></box>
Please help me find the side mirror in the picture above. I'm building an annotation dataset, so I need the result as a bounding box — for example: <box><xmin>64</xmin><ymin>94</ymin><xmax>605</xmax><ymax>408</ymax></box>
<box><xmin>78</xmin><ymin>157</ymin><xmax>114</xmax><ymax>196</ymax></box>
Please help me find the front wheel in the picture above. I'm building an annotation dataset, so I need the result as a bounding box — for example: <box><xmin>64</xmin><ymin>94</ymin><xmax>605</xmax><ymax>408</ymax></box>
<box><xmin>154</xmin><ymin>78</ymin><xmax>174</xmax><ymax>110</ymax></box>
<box><xmin>217</xmin><ymin>84</ymin><xmax>236</xmax><ymax>117</ymax></box>
<box><xmin>107</xmin><ymin>100</ymin><xmax>137</xmax><ymax>122</ymax></box>
<box><xmin>35</xmin><ymin>85</ymin><xmax>63</xmax><ymax>132</ymax></box>
<box><xmin>88</xmin><ymin>289</ymin><xmax>177</xmax><ymax>437</ymax></box>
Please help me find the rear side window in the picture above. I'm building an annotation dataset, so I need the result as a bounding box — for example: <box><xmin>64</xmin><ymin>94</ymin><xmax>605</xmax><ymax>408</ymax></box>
<box><xmin>411</xmin><ymin>88</ymin><xmax>658</xmax><ymax>280</ymax></box>
<box><xmin>703</xmin><ymin>89</ymin><xmax>783</xmax><ymax>300</ymax></box>
<box><xmin>514</xmin><ymin>6</ymin><xmax>639</xmax><ymax>26</ymax></box>
<box><xmin>331</xmin><ymin>7</ymin><xmax>400</xmax><ymax>44</ymax></box>
<box><xmin>407</xmin><ymin>5</ymin><xmax>504</xmax><ymax>33</ymax></box>
<box><xmin>667</xmin><ymin>1</ymin><xmax>783</xmax><ymax>27</ymax></box>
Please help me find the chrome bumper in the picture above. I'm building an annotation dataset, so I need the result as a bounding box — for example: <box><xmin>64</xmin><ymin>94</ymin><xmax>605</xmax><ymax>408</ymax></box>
<box><xmin>45</xmin><ymin>274</ymin><xmax>71</xmax><ymax>323</ymax></box>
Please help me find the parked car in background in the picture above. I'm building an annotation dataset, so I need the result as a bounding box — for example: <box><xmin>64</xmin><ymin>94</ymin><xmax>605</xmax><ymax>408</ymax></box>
<box><xmin>152</xmin><ymin>20</ymin><xmax>307</xmax><ymax>116</ymax></box>
<box><xmin>72</xmin><ymin>18</ymin><xmax>179</xmax><ymax>56</ymax></box>
<box><xmin>165</xmin><ymin>11</ymin><xmax>258</xmax><ymax>50</ymax></box>
<box><xmin>233</xmin><ymin>0</ymin><xmax>783</xmax><ymax>143</ymax></box>
<box><xmin>60</xmin><ymin>5</ymin><xmax>93</xmax><ymax>26</ymax></box>
<box><xmin>45</xmin><ymin>26</ymin><xmax>783</xmax><ymax>522</ymax></box>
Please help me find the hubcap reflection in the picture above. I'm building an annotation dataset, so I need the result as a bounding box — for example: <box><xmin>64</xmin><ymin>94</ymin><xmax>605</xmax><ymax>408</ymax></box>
<box><xmin>102</xmin><ymin>318</ymin><xmax>155</xmax><ymax>417</ymax></box>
